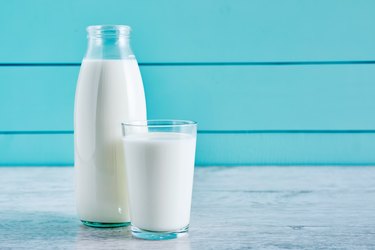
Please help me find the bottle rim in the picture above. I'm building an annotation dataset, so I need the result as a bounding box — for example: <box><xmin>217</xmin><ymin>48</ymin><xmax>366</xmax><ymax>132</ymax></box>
<box><xmin>86</xmin><ymin>25</ymin><xmax>131</xmax><ymax>38</ymax></box>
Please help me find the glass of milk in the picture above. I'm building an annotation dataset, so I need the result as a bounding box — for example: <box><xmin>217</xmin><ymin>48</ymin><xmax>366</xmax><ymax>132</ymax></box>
<box><xmin>122</xmin><ymin>120</ymin><xmax>197</xmax><ymax>240</ymax></box>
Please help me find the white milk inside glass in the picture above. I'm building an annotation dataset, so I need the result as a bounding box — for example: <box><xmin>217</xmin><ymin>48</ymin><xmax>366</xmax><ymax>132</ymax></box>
<box><xmin>74</xmin><ymin>58</ymin><xmax>146</xmax><ymax>223</ymax></box>
<box><xmin>123</xmin><ymin>132</ymin><xmax>196</xmax><ymax>231</ymax></box>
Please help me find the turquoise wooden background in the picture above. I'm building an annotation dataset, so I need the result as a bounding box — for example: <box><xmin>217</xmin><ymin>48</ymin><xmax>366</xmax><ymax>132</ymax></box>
<box><xmin>1</xmin><ymin>0</ymin><xmax>375</xmax><ymax>166</ymax></box>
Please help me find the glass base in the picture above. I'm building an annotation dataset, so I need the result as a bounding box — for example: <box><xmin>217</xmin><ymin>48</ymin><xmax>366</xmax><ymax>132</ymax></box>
<box><xmin>81</xmin><ymin>220</ymin><xmax>130</xmax><ymax>228</ymax></box>
<box><xmin>131</xmin><ymin>225</ymin><xmax>189</xmax><ymax>240</ymax></box>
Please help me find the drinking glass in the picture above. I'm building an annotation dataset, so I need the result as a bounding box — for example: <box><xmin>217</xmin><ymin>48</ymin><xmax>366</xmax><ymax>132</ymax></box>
<box><xmin>122</xmin><ymin>120</ymin><xmax>197</xmax><ymax>240</ymax></box>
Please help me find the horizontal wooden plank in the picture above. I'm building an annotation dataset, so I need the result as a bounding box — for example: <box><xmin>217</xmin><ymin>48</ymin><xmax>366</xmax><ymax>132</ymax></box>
<box><xmin>1</xmin><ymin>64</ymin><xmax>375</xmax><ymax>131</ymax></box>
<box><xmin>0</xmin><ymin>67</ymin><xmax>78</xmax><ymax>131</ymax></box>
<box><xmin>144</xmin><ymin>64</ymin><xmax>375</xmax><ymax>130</ymax></box>
<box><xmin>1</xmin><ymin>132</ymin><xmax>374</xmax><ymax>166</ymax></box>
<box><xmin>0</xmin><ymin>134</ymin><xmax>73</xmax><ymax>166</ymax></box>
<box><xmin>1</xmin><ymin>0</ymin><xmax>375</xmax><ymax>63</ymax></box>
<box><xmin>197</xmin><ymin>132</ymin><xmax>375</xmax><ymax>165</ymax></box>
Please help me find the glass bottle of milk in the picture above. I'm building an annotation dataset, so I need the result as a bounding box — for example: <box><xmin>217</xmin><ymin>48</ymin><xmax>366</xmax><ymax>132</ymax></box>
<box><xmin>74</xmin><ymin>25</ymin><xmax>147</xmax><ymax>227</ymax></box>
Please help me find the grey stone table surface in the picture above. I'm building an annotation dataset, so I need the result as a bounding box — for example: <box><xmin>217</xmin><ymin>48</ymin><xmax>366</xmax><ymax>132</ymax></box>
<box><xmin>1</xmin><ymin>167</ymin><xmax>375</xmax><ymax>250</ymax></box>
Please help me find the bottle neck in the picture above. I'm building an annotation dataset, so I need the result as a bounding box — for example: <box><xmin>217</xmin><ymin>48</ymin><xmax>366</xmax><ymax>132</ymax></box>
<box><xmin>84</xmin><ymin>25</ymin><xmax>133</xmax><ymax>60</ymax></box>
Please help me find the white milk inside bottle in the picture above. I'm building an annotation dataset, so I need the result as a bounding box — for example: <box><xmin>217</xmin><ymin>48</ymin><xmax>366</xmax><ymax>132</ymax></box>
<box><xmin>74</xmin><ymin>25</ymin><xmax>146</xmax><ymax>227</ymax></box>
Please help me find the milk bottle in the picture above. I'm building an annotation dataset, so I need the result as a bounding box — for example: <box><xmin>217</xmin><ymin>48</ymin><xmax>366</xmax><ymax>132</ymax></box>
<box><xmin>74</xmin><ymin>25</ymin><xmax>147</xmax><ymax>227</ymax></box>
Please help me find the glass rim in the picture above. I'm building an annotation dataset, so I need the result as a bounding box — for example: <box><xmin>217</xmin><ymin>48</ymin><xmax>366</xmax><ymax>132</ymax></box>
<box><xmin>121</xmin><ymin>119</ymin><xmax>197</xmax><ymax>128</ymax></box>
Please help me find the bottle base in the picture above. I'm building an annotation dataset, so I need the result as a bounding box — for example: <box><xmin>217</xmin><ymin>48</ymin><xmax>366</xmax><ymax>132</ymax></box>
<box><xmin>131</xmin><ymin>225</ymin><xmax>189</xmax><ymax>240</ymax></box>
<box><xmin>81</xmin><ymin>220</ymin><xmax>130</xmax><ymax>228</ymax></box>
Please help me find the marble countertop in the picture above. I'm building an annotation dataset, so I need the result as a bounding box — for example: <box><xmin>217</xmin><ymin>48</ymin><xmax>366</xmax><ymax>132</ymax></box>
<box><xmin>1</xmin><ymin>167</ymin><xmax>375</xmax><ymax>249</ymax></box>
